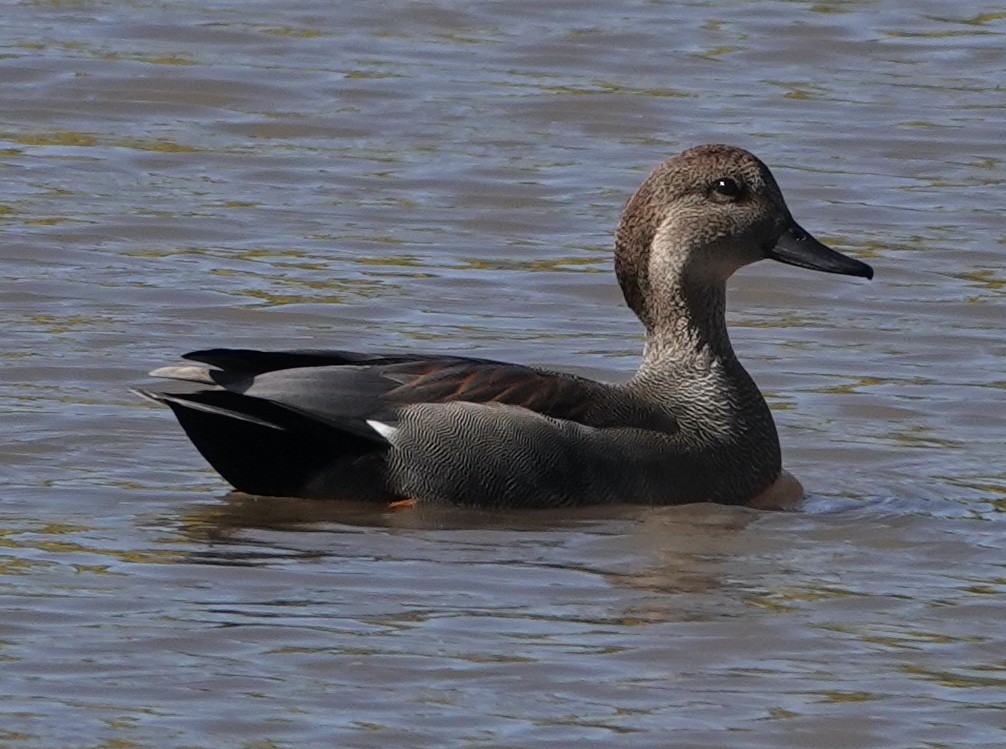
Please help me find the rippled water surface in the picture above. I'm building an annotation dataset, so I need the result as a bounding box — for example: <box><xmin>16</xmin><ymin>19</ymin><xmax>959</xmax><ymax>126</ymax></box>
<box><xmin>2</xmin><ymin>2</ymin><xmax>1004</xmax><ymax>747</ymax></box>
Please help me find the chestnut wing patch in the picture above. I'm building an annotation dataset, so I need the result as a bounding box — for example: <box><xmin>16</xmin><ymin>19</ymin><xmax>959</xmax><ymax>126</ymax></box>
<box><xmin>380</xmin><ymin>359</ymin><xmax>597</xmax><ymax>422</ymax></box>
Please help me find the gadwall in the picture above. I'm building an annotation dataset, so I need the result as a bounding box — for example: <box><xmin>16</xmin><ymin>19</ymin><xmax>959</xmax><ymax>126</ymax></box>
<box><xmin>137</xmin><ymin>145</ymin><xmax>873</xmax><ymax>507</ymax></box>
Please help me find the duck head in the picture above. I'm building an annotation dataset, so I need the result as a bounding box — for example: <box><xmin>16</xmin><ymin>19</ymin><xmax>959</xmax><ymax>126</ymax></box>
<box><xmin>615</xmin><ymin>144</ymin><xmax>872</xmax><ymax>331</ymax></box>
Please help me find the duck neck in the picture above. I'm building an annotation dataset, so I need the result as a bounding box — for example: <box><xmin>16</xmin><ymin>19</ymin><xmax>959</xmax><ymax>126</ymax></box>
<box><xmin>629</xmin><ymin>277</ymin><xmax>781</xmax><ymax>494</ymax></box>
<box><xmin>638</xmin><ymin>279</ymin><xmax>734</xmax><ymax>367</ymax></box>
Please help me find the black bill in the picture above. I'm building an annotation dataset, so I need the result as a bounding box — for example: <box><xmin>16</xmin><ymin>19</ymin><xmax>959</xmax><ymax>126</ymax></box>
<box><xmin>767</xmin><ymin>223</ymin><xmax>873</xmax><ymax>279</ymax></box>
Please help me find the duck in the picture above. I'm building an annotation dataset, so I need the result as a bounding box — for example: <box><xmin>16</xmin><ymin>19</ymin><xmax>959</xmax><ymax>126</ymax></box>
<box><xmin>136</xmin><ymin>144</ymin><xmax>873</xmax><ymax>508</ymax></box>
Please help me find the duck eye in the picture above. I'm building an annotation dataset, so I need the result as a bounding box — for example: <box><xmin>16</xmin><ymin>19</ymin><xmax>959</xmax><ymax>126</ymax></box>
<box><xmin>712</xmin><ymin>177</ymin><xmax>743</xmax><ymax>199</ymax></box>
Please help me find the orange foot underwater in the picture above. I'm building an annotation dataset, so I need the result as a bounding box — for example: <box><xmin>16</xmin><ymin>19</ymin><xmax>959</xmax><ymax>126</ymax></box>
<box><xmin>387</xmin><ymin>498</ymin><xmax>419</xmax><ymax>510</ymax></box>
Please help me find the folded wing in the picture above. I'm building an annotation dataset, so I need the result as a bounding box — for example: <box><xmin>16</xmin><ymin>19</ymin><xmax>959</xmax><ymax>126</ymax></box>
<box><xmin>139</xmin><ymin>348</ymin><xmax>666</xmax><ymax>500</ymax></box>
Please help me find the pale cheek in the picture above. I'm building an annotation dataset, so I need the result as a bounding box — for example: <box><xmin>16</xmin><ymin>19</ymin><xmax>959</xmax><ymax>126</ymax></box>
<box><xmin>649</xmin><ymin>232</ymin><xmax>739</xmax><ymax>284</ymax></box>
<box><xmin>648</xmin><ymin>222</ymin><xmax>692</xmax><ymax>278</ymax></box>
<box><xmin>647</xmin><ymin>237</ymin><xmax>685</xmax><ymax>283</ymax></box>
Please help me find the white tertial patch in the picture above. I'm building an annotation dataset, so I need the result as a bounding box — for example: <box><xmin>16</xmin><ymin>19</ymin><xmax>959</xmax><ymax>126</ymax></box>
<box><xmin>366</xmin><ymin>419</ymin><xmax>398</xmax><ymax>442</ymax></box>
<box><xmin>148</xmin><ymin>365</ymin><xmax>216</xmax><ymax>384</ymax></box>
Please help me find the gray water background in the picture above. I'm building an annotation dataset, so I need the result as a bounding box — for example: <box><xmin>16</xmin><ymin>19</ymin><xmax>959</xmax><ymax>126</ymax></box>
<box><xmin>1</xmin><ymin>2</ymin><xmax>1004</xmax><ymax>747</ymax></box>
